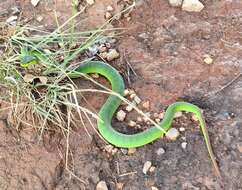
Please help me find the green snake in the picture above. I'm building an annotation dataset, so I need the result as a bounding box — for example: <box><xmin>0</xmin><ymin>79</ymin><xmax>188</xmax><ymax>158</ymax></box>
<box><xmin>20</xmin><ymin>49</ymin><xmax>221</xmax><ymax>177</ymax></box>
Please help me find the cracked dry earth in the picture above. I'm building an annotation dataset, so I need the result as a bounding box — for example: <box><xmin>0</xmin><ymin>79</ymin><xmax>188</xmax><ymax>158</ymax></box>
<box><xmin>0</xmin><ymin>0</ymin><xmax>242</xmax><ymax>189</ymax></box>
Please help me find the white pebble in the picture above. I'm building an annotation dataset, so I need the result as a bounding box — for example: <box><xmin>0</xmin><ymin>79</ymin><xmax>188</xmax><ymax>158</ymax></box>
<box><xmin>105</xmin><ymin>12</ymin><xmax>112</xmax><ymax>19</ymax></box>
<box><xmin>121</xmin><ymin>148</ymin><xmax>128</xmax><ymax>155</ymax></box>
<box><xmin>128</xmin><ymin>148</ymin><xmax>136</xmax><ymax>154</ymax></box>
<box><xmin>168</xmin><ymin>0</ymin><xmax>183</xmax><ymax>7</ymax></box>
<box><xmin>181</xmin><ymin>142</ymin><xmax>188</xmax><ymax>149</ymax></box>
<box><xmin>137</xmin><ymin>117</ymin><xmax>143</xmax><ymax>122</ymax></box>
<box><xmin>159</xmin><ymin>112</ymin><xmax>165</xmax><ymax>119</ymax></box>
<box><xmin>179</xmin><ymin>127</ymin><xmax>185</xmax><ymax>132</ymax></box>
<box><xmin>182</xmin><ymin>0</ymin><xmax>204</xmax><ymax>12</ymax></box>
<box><xmin>116</xmin><ymin>110</ymin><xmax>126</xmax><ymax>121</ymax></box>
<box><xmin>166</xmin><ymin>128</ymin><xmax>180</xmax><ymax>141</ymax></box>
<box><xmin>86</xmin><ymin>0</ymin><xmax>95</xmax><ymax>5</ymax></box>
<box><xmin>203</xmin><ymin>54</ymin><xmax>213</xmax><ymax>64</ymax></box>
<box><xmin>6</xmin><ymin>16</ymin><xmax>18</xmax><ymax>24</ymax></box>
<box><xmin>36</xmin><ymin>15</ymin><xmax>43</xmax><ymax>22</ymax></box>
<box><xmin>96</xmin><ymin>181</ymin><xmax>108</xmax><ymax>190</ymax></box>
<box><xmin>125</xmin><ymin>103</ymin><xmax>134</xmax><ymax>112</ymax></box>
<box><xmin>142</xmin><ymin>100</ymin><xmax>150</xmax><ymax>109</ymax></box>
<box><xmin>106</xmin><ymin>49</ymin><xmax>120</xmax><ymax>61</ymax></box>
<box><xmin>99</xmin><ymin>52</ymin><xmax>108</xmax><ymax>59</ymax></box>
<box><xmin>151</xmin><ymin>186</ymin><xmax>159</xmax><ymax>190</ymax></box>
<box><xmin>128</xmin><ymin>120</ymin><xmax>136</xmax><ymax>127</ymax></box>
<box><xmin>156</xmin><ymin>148</ymin><xmax>165</xmax><ymax>155</ymax></box>
<box><xmin>174</xmin><ymin>111</ymin><xmax>182</xmax><ymax>118</ymax></box>
<box><xmin>143</xmin><ymin>161</ymin><xmax>152</xmax><ymax>174</ymax></box>
<box><xmin>155</xmin><ymin>118</ymin><xmax>161</xmax><ymax>123</ymax></box>
<box><xmin>124</xmin><ymin>89</ymin><xmax>130</xmax><ymax>96</ymax></box>
<box><xmin>31</xmin><ymin>0</ymin><xmax>40</xmax><ymax>7</ymax></box>
<box><xmin>134</xmin><ymin>96</ymin><xmax>141</xmax><ymax>104</ymax></box>
<box><xmin>106</xmin><ymin>5</ymin><xmax>114</xmax><ymax>11</ymax></box>
<box><xmin>104</xmin><ymin>145</ymin><xmax>113</xmax><ymax>153</ymax></box>
<box><xmin>130</xmin><ymin>93</ymin><xmax>136</xmax><ymax>99</ymax></box>
<box><xmin>149</xmin><ymin>166</ymin><xmax>156</xmax><ymax>172</ymax></box>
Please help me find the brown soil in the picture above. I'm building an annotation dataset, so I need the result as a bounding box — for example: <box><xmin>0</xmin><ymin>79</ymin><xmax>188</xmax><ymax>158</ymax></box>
<box><xmin>0</xmin><ymin>0</ymin><xmax>242</xmax><ymax>189</ymax></box>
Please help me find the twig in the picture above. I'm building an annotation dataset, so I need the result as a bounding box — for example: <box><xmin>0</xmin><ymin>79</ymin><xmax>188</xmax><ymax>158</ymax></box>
<box><xmin>119</xmin><ymin>171</ymin><xmax>137</xmax><ymax>177</ymax></box>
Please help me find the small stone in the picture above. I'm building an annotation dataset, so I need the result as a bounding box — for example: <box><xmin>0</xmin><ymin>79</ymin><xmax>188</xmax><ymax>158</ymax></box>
<box><xmin>137</xmin><ymin>117</ymin><xmax>143</xmax><ymax>122</ymax></box>
<box><xmin>182</xmin><ymin>0</ymin><xmax>204</xmax><ymax>12</ymax></box>
<box><xmin>31</xmin><ymin>0</ymin><xmax>40</xmax><ymax>7</ymax></box>
<box><xmin>155</xmin><ymin>118</ymin><xmax>161</xmax><ymax>123</ymax></box>
<box><xmin>179</xmin><ymin>127</ymin><xmax>185</xmax><ymax>132</ymax></box>
<box><xmin>181</xmin><ymin>142</ymin><xmax>187</xmax><ymax>149</ymax></box>
<box><xmin>159</xmin><ymin>112</ymin><xmax>165</xmax><ymax>119</ymax></box>
<box><xmin>153</xmin><ymin>113</ymin><xmax>159</xmax><ymax>118</ymax></box>
<box><xmin>143</xmin><ymin>161</ymin><xmax>152</xmax><ymax>174</ymax></box>
<box><xmin>168</xmin><ymin>0</ymin><xmax>183</xmax><ymax>7</ymax></box>
<box><xmin>99</xmin><ymin>45</ymin><xmax>107</xmax><ymax>53</ymax></box>
<box><xmin>149</xmin><ymin>166</ymin><xmax>156</xmax><ymax>172</ymax></box>
<box><xmin>130</xmin><ymin>93</ymin><xmax>136</xmax><ymax>99</ymax></box>
<box><xmin>166</xmin><ymin>128</ymin><xmax>180</xmax><ymax>141</ymax></box>
<box><xmin>99</xmin><ymin>52</ymin><xmax>108</xmax><ymax>59</ymax></box>
<box><xmin>91</xmin><ymin>73</ymin><xmax>99</xmax><ymax>78</ymax></box>
<box><xmin>121</xmin><ymin>148</ymin><xmax>128</xmax><ymax>155</ymax></box>
<box><xmin>151</xmin><ymin>187</ymin><xmax>159</xmax><ymax>190</ymax></box>
<box><xmin>6</xmin><ymin>16</ymin><xmax>18</xmax><ymax>24</ymax></box>
<box><xmin>86</xmin><ymin>0</ymin><xmax>95</xmax><ymax>5</ymax></box>
<box><xmin>142</xmin><ymin>101</ymin><xmax>150</xmax><ymax>109</ymax></box>
<box><xmin>105</xmin><ymin>12</ymin><xmax>112</xmax><ymax>19</ymax></box>
<box><xmin>203</xmin><ymin>54</ymin><xmax>213</xmax><ymax>64</ymax></box>
<box><xmin>36</xmin><ymin>15</ymin><xmax>43</xmax><ymax>22</ymax></box>
<box><xmin>128</xmin><ymin>148</ymin><xmax>136</xmax><ymax>154</ymax></box>
<box><xmin>111</xmin><ymin>148</ymin><xmax>118</xmax><ymax>155</ymax></box>
<box><xmin>156</xmin><ymin>148</ymin><xmax>165</xmax><ymax>155</ymax></box>
<box><xmin>106</xmin><ymin>49</ymin><xmax>120</xmax><ymax>61</ymax></box>
<box><xmin>106</xmin><ymin>5</ymin><xmax>114</xmax><ymax>12</ymax></box>
<box><xmin>134</xmin><ymin>96</ymin><xmax>141</xmax><ymax>104</ymax></box>
<box><xmin>128</xmin><ymin>120</ymin><xmax>136</xmax><ymax>127</ymax></box>
<box><xmin>104</xmin><ymin>145</ymin><xmax>113</xmax><ymax>153</ymax></box>
<box><xmin>192</xmin><ymin>114</ymin><xmax>199</xmax><ymax>121</ymax></box>
<box><xmin>181</xmin><ymin>136</ymin><xmax>186</xmax><ymax>141</ymax></box>
<box><xmin>237</xmin><ymin>144</ymin><xmax>242</xmax><ymax>153</ymax></box>
<box><xmin>125</xmin><ymin>103</ymin><xmax>134</xmax><ymax>112</ymax></box>
<box><xmin>174</xmin><ymin>111</ymin><xmax>182</xmax><ymax>118</ymax></box>
<box><xmin>124</xmin><ymin>89</ymin><xmax>130</xmax><ymax>96</ymax></box>
<box><xmin>116</xmin><ymin>110</ymin><xmax>126</xmax><ymax>121</ymax></box>
<box><xmin>96</xmin><ymin>181</ymin><xmax>108</xmax><ymax>190</ymax></box>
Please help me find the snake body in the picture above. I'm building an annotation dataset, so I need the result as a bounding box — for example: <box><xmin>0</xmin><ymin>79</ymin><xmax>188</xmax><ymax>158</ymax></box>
<box><xmin>20</xmin><ymin>51</ymin><xmax>221</xmax><ymax>177</ymax></box>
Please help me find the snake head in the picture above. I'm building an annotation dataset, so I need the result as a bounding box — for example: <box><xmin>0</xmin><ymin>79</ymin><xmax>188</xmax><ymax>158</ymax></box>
<box><xmin>20</xmin><ymin>47</ymin><xmax>38</xmax><ymax>68</ymax></box>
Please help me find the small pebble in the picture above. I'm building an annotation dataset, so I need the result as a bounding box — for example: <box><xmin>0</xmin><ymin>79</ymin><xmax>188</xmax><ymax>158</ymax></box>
<box><xmin>104</xmin><ymin>145</ymin><xmax>113</xmax><ymax>153</ymax></box>
<box><xmin>128</xmin><ymin>148</ymin><xmax>136</xmax><ymax>155</ymax></box>
<box><xmin>130</xmin><ymin>93</ymin><xmax>136</xmax><ymax>99</ymax></box>
<box><xmin>121</xmin><ymin>148</ymin><xmax>128</xmax><ymax>155</ymax></box>
<box><xmin>179</xmin><ymin>127</ymin><xmax>185</xmax><ymax>132</ymax></box>
<box><xmin>31</xmin><ymin>0</ymin><xmax>40</xmax><ymax>7</ymax></box>
<box><xmin>155</xmin><ymin>118</ymin><xmax>160</xmax><ymax>123</ymax></box>
<box><xmin>106</xmin><ymin>49</ymin><xmax>120</xmax><ymax>61</ymax></box>
<box><xmin>156</xmin><ymin>148</ymin><xmax>165</xmax><ymax>155</ymax></box>
<box><xmin>99</xmin><ymin>45</ymin><xmax>107</xmax><ymax>53</ymax></box>
<box><xmin>149</xmin><ymin>166</ymin><xmax>156</xmax><ymax>172</ymax></box>
<box><xmin>125</xmin><ymin>103</ymin><xmax>134</xmax><ymax>112</ymax></box>
<box><xmin>153</xmin><ymin>113</ymin><xmax>159</xmax><ymax>118</ymax></box>
<box><xmin>181</xmin><ymin>136</ymin><xmax>186</xmax><ymax>141</ymax></box>
<box><xmin>174</xmin><ymin>111</ymin><xmax>182</xmax><ymax>118</ymax></box>
<box><xmin>168</xmin><ymin>0</ymin><xmax>183</xmax><ymax>7</ymax></box>
<box><xmin>111</xmin><ymin>148</ymin><xmax>118</xmax><ymax>155</ymax></box>
<box><xmin>124</xmin><ymin>89</ymin><xmax>130</xmax><ymax>96</ymax></box>
<box><xmin>137</xmin><ymin>117</ymin><xmax>143</xmax><ymax>122</ymax></box>
<box><xmin>134</xmin><ymin>96</ymin><xmax>141</xmax><ymax>104</ymax></box>
<box><xmin>6</xmin><ymin>16</ymin><xmax>18</xmax><ymax>24</ymax></box>
<box><xmin>182</xmin><ymin>0</ymin><xmax>204</xmax><ymax>12</ymax></box>
<box><xmin>116</xmin><ymin>110</ymin><xmax>126</xmax><ymax>121</ymax></box>
<box><xmin>91</xmin><ymin>73</ymin><xmax>99</xmax><ymax>78</ymax></box>
<box><xmin>142</xmin><ymin>101</ymin><xmax>150</xmax><ymax>109</ymax></box>
<box><xmin>105</xmin><ymin>12</ymin><xmax>112</xmax><ymax>19</ymax></box>
<box><xmin>143</xmin><ymin>161</ymin><xmax>152</xmax><ymax>174</ymax></box>
<box><xmin>159</xmin><ymin>112</ymin><xmax>164</xmax><ymax>119</ymax></box>
<box><xmin>106</xmin><ymin>5</ymin><xmax>114</xmax><ymax>11</ymax></box>
<box><xmin>86</xmin><ymin>0</ymin><xmax>95</xmax><ymax>5</ymax></box>
<box><xmin>96</xmin><ymin>181</ymin><xmax>108</xmax><ymax>190</ymax></box>
<box><xmin>166</xmin><ymin>128</ymin><xmax>180</xmax><ymax>141</ymax></box>
<box><xmin>203</xmin><ymin>54</ymin><xmax>213</xmax><ymax>64</ymax></box>
<box><xmin>99</xmin><ymin>52</ymin><xmax>108</xmax><ymax>59</ymax></box>
<box><xmin>151</xmin><ymin>187</ymin><xmax>159</xmax><ymax>190</ymax></box>
<box><xmin>181</xmin><ymin>142</ymin><xmax>188</xmax><ymax>149</ymax></box>
<box><xmin>36</xmin><ymin>15</ymin><xmax>43</xmax><ymax>22</ymax></box>
<box><xmin>128</xmin><ymin>120</ymin><xmax>136</xmax><ymax>127</ymax></box>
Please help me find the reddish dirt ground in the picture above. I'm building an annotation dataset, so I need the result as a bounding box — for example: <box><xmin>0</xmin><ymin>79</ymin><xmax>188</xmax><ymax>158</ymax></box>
<box><xmin>0</xmin><ymin>0</ymin><xmax>242</xmax><ymax>189</ymax></box>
